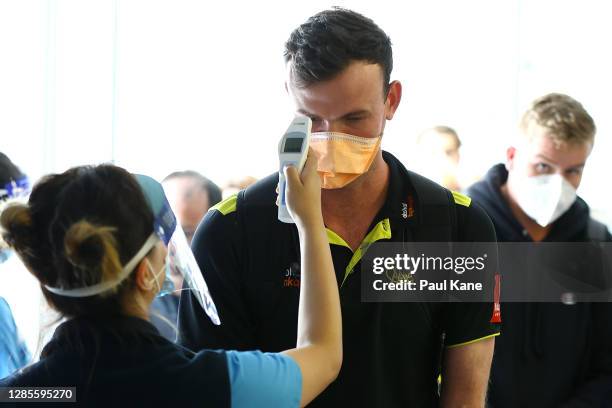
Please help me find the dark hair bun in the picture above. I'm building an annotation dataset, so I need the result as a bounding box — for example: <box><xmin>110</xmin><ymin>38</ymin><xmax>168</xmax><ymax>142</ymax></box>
<box><xmin>64</xmin><ymin>221</ymin><xmax>121</xmax><ymax>283</ymax></box>
<box><xmin>0</xmin><ymin>203</ymin><xmax>33</xmax><ymax>251</ymax></box>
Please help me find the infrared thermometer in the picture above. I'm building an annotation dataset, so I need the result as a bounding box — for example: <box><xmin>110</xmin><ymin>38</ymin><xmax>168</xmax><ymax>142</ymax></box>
<box><xmin>278</xmin><ymin>116</ymin><xmax>312</xmax><ymax>223</ymax></box>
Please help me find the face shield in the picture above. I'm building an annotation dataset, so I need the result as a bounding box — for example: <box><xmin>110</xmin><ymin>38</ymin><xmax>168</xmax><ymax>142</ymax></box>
<box><xmin>43</xmin><ymin>174</ymin><xmax>220</xmax><ymax>326</ymax></box>
<box><xmin>135</xmin><ymin>174</ymin><xmax>220</xmax><ymax>325</ymax></box>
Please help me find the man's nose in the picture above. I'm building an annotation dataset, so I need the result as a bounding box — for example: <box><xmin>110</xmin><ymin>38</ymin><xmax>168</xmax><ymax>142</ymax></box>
<box><xmin>313</xmin><ymin>120</ymin><xmax>341</xmax><ymax>133</ymax></box>
<box><xmin>312</xmin><ymin>120</ymin><xmax>329</xmax><ymax>133</ymax></box>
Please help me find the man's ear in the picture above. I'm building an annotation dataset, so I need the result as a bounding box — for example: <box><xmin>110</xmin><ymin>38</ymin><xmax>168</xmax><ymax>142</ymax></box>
<box><xmin>384</xmin><ymin>80</ymin><xmax>402</xmax><ymax>120</ymax></box>
<box><xmin>134</xmin><ymin>259</ymin><xmax>153</xmax><ymax>292</ymax></box>
<box><xmin>505</xmin><ymin>146</ymin><xmax>517</xmax><ymax>171</ymax></box>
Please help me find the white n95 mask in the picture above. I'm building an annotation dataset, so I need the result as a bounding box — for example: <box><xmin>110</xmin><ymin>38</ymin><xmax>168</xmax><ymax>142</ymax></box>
<box><xmin>514</xmin><ymin>174</ymin><xmax>577</xmax><ymax>227</ymax></box>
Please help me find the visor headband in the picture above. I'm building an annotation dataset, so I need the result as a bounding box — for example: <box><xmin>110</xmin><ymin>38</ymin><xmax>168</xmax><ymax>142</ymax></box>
<box><xmin>45</xmin><ymin>232</ymin><xmax>159</xmax><ymax>298</ymax></box>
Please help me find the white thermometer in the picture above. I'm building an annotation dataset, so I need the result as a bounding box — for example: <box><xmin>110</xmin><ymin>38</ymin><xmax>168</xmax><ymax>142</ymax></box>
<box><xmin>278</xmin><ymin>116</ymin><xmax>312</xmax><ymax>223</ymax></box>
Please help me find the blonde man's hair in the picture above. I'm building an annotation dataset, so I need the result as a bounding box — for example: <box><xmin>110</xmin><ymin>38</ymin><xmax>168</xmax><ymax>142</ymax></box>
<box><xmin>520</xmin><ymin>93</ymin><xmax>596</xmax><ymax>147</ymax></box>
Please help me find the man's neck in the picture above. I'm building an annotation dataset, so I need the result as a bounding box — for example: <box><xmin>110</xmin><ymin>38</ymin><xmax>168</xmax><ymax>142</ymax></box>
<box><xmin>321</xmin><ymin>153</ymin><xmax>389</xmax><ymax>251</ymax></box>
<box><xmin>500</xmin><ymin>183</ymin><xmax>551</xmax><ymax>242</ymax></box>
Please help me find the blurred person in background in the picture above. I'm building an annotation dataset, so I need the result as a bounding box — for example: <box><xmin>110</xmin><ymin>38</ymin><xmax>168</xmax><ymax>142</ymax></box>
<box><xmin>150</xmin><ymin>170</ymin><xmax>222</xmax><ymax>340</ymax></box>
<box><xmin>0</xmin><ymin>297</ymin><xmax>30</xmax><ymax>378</ymax></box>
<box><xmin>162</xmin><ymin>171</ymin><xmax>222</xmax><ymax>245</ymax></box>
<box><xmin>413</xmin><ymin>125</ymin><xmax>481</xmax><ymax>192</ymax></box>
<box><xmin>415</xmin><ymin>126</ymin><xmax>462</xmax><ymax>190</ymax></box>
<box><xmin>467</xmin><ymin>93</ymin><xmax>612</xmax><ymax>407</ymax></box>
<box><xmin>0</xmin><ymin>160</ymin><xmax>342</xmax><ymax>407</ymax></box>
<box><xmin>1</xmin><ymin>152</ymin><xmax>36</xmax><ymax>376</ymax></box>
<box><xmin>222</xmin><ymin>176</ymin><xmax>257</xmax><ymax>199</ymax></box>
<box><xmin>0</xmin><ymin>297</ymin><xmax>29</xmax><ymax>378</ymax></box>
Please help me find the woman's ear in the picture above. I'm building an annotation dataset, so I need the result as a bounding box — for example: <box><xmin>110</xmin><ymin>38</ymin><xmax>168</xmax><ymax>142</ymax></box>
<box><xmin>134</xmin><ymin>259</ymin><xmax>153</xmax><ymax>292</ymax></box>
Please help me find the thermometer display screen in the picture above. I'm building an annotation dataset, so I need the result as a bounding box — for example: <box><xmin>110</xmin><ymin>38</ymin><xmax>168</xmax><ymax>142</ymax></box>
<box><xmin>283</xmin><ymin>135</ymin><xmax>305</xmax><ymax>153</ymax></box>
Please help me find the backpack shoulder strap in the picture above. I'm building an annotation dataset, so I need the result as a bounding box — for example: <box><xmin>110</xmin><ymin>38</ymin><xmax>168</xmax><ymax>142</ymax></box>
<box><xmin>406</xmin><ymin>170</ymin><xmax>458</xmax><ymax>242</ymax></box>
<box><xmin>235</xmin><ymin>174</ymin><xmax>278</xmax><ymax>213</ymax></box>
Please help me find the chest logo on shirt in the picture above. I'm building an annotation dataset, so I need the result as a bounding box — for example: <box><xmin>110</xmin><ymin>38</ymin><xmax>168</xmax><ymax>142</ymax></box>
<box><xmin>386</xmin><ymin>268</ymin><xmax>414</xmax><ymax>284</ymax></box>
<box><xmin>402</xmin><ymin>195</ymin><xmax>415</xmax><ymax>219</ymax></box>
<box><xmin>283</xmin><ymin>262</ymin><xmax>301</xmax><ymax>288</ymax></box>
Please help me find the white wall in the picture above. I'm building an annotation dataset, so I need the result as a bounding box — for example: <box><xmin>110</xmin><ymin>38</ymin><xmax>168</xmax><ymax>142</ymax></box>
<box><xmin>1</xmin><ymin>0</ymin><xmax>610</xmax><ymax>225</ymax></box>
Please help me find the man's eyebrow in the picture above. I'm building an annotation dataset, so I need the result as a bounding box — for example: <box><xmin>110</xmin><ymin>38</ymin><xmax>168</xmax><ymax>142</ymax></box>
<box><xmin>535</xmin><ymin>154</ymin><xmax>586</xmax><ymax>170</ymax></box>
<box><xmin>340</xmin><ymin>110</ymin><xmax>370</xmax><ymax>118</ymax></box>
<box><xmin>535</xmin><ymin>154</ymin><xmax>557</xmax><ymax>164</ymax></box>
<box><xmin>296</xmin><ymin>109</ymin><xmax>370</xmax><ymax>120</ymax></box>
<box><xmin>297</xmin><ymin>109</ymin><xmax>317</xmax><ymax>118</ymax></box>
<box><xmin>566</xmin><ymin>163</ymin><xmax>586</xmax><ymax>170</ymax></box>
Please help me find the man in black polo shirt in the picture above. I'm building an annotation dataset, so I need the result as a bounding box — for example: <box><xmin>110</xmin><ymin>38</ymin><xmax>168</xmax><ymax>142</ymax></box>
<box><xmin>467</xmin><ymin>93</ymin><xmax>612</xmax><ymax>407</ymax></box>
<box><xmin>179</xmin><ymin>8</ymin><xmax>499</xmax><ymax>407</ymax></box>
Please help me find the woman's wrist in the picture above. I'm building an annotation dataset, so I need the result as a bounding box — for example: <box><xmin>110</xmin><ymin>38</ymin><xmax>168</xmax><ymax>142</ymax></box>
<box><xmin>295</xmin><ymin>213</ymin><xmax>325</xmax><ymax>234</ymax></box>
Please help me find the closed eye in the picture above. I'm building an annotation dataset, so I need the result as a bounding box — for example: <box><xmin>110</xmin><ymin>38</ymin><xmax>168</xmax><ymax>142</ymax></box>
<box><xmin>535</xmin><ymin>162</ymin><xmax>552</xmax><ymax>173</ymax></box>
<box><xmin>566</xmin><ymin>167</ymin><xmax>583</xmax><ymax>176</ymax></box>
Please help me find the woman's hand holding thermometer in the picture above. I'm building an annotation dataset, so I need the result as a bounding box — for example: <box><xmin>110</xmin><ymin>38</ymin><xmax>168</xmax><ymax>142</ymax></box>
<box><xmin>282</xmin><ymin>150</ymin><xmax>321</xmax><ymax>229</ymax></box>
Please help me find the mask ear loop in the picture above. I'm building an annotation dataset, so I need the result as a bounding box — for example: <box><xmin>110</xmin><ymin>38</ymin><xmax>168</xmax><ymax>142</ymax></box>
<box><xmin>145</xmin><ymin>258</ymin><xmax>166</xmax><ymax>293</ymax></box>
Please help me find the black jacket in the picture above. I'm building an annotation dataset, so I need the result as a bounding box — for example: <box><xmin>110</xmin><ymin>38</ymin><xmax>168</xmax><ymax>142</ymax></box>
<box><xmin>468</xmin><ymin>164</ymin><xmax>612</xmax><ymax>408</ymax></box>
<box><xmin>0</xmin><ymin>316</ymin><xmax>229</xmax><ymax>407</ymax></box>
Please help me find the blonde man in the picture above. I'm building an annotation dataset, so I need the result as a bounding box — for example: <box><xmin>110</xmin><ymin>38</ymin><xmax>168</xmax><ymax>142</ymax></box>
<box><xmin>467</xmin><ymin>93</ymin><xmax>612</xmax><ymax>407</ymax></box>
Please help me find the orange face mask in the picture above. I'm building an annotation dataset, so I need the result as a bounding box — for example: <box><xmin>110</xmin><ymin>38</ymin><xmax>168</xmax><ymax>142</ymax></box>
<box><xmin>309</xmin><ymin>132</ymin><xmax>381</xmax><ymax>189</ymax></box>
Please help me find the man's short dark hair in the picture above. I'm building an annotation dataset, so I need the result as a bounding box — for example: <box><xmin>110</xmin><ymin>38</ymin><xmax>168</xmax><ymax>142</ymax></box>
<box><xmin>163</xmin><ymin>170</ymin><xmax>222</xmax><ymax>207</ymax></box>
<box><xmin>284</xmin><ymin>8</ymin><xmax>393</xmax><ymax>95</ymax></box>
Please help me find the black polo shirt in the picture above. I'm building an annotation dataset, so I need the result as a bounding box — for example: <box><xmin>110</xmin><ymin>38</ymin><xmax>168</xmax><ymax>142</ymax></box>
<box><xmin>179</xmin><ymin>151</ymin><xmax>499</xmax><ymax>407</ymax></box>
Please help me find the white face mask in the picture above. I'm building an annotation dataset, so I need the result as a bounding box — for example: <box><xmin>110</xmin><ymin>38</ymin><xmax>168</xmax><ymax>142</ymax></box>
<box><xmin>513</xmin><ymin>174</ymin><xmax>577</xmax><ymax>227</ymax></box>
